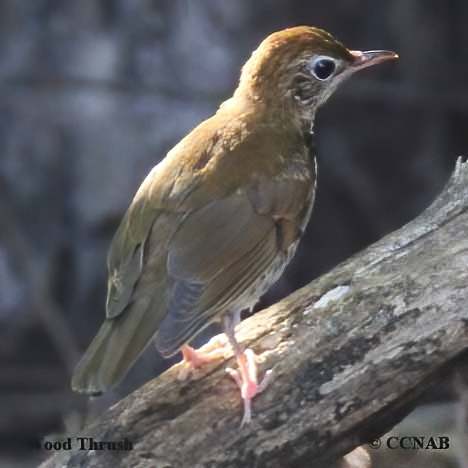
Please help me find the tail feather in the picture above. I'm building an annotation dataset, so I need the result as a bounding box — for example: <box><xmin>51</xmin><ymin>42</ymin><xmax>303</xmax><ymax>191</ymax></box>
<box><xmin>71</xmin><ymin>291</ymin><xmax>169</xmax><ymax>394</ymax></box>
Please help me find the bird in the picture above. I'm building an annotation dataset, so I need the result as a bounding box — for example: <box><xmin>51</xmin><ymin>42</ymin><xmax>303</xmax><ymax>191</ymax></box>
<box><xmin>71</xmin><ymin>26</ymin><xmax>397</xmax><ymax>424</ymax></box>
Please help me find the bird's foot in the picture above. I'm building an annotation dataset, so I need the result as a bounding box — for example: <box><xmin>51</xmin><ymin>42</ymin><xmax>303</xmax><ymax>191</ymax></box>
<box><xmin>178</xmin><ymin>344</ymin><xmax>225</xmax><ymax>380</ymax></box>
<box><xmin>226</xmin><ymin>348</ymin><xmax>272</xmax><ymax>426</ymax></box>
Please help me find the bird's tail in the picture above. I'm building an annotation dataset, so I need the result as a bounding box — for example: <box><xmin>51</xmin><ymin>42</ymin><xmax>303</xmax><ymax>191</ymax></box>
<box><xmin>71</xmin><ymin>293</ymin><xmax>169</xmax><ymax>395</ymax></box>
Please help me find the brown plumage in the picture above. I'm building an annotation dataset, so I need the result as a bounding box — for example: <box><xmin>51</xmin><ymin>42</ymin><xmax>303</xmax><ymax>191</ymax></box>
<box><xmin>72</xmin><ymin>26</ymin><xmax>397</xmax><ymax>424</ymax></box>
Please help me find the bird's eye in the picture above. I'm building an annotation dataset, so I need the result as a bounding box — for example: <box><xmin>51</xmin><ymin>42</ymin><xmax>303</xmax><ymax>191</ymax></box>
<box><xmin>311</xmin><ymin>58</ymin><xmax>336</xmax><ymax>80</ymax></box>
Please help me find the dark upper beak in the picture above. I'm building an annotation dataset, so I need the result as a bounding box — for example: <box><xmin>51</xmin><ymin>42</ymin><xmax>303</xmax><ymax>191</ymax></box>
<box><xmin>349</xmin><ymin>50</ymin><xmax>398</xmax><ymax>71</ymax></box>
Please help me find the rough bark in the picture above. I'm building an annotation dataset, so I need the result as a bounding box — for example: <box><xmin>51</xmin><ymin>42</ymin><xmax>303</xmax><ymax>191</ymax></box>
<box><xmin>41</xmin><ymin>158</ymin><xmax>468</xmax><ymax>468</ymax></box>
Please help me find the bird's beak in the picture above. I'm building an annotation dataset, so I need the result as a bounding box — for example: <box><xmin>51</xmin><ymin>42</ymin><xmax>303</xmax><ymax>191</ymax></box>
<box><xmin>349</xmin><ymin>50</ymin><xmax>398</xmax><ymax>71</ymax></box>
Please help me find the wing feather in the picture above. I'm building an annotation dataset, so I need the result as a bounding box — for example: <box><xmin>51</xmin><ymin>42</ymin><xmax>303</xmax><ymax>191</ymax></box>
<box><xmin>155</xmin><ymin>191</ymin><xmax>281</xmax><ymax>356</ymax></box>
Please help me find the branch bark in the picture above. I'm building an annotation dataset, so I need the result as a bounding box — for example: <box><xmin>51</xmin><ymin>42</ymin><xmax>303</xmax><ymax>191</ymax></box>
<box><xmin>41</xmin><ymin>158</ymin><xmax>468</xmax><ymax>468</ymax></box>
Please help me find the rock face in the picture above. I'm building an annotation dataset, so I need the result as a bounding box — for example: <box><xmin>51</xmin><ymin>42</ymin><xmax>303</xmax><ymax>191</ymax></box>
<box><xmin>1</xmin><ymin>1</ymin><xmax>467</xmax><ymax>466</ymax></box>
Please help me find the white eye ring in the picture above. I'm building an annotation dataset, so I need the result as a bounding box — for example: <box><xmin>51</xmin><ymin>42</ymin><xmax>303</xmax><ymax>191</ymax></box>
<box><xmin>308</xmin><ymin>55</ymin><xmax>337</xmax><ymax>81</ymax></box>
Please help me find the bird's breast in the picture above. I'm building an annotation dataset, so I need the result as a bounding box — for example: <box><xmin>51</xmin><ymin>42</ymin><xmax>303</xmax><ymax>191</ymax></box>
<box><xmin>247</xmin><ymin>150</ymin><xmax>316</xmax><ymax>256</ymax></box>
<box><xmin>248</xmin><ymin>153</ymin><xmax>316</xmax><ymax>220</ymax></box>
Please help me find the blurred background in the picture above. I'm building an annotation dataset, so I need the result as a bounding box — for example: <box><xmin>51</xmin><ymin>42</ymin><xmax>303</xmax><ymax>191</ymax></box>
<box><xmin>0</xmin><ymin>0</ymin><xmax>467</xmax><ymax>466</ymax></box>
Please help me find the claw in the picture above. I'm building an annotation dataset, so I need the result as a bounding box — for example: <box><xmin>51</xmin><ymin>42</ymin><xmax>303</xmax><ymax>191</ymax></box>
<box><xmin>226</xmin><ymin>348</ymin><xmax>272</xmax><ymax>425</ymax></box>
<box><xmin>178</xmin><ymin>344</ymin><xmax>225</xmax><ymax>380</ymax></box>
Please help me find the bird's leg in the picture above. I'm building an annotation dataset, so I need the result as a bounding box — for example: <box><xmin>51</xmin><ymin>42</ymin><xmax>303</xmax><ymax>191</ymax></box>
<box><xmin>178</xmin><ymin>343</ymin><xmax>225</xmax><ymax>380</ymax></box>
<box><xmin>224</xmin><ymin>312</ymin><xmax>272</xmax><ymax>425</ymax></box>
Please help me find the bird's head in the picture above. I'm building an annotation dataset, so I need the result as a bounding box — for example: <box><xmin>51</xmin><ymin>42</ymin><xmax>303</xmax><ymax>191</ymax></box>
<box><xmin>235</xmin><ymin>26</ymin><xmax>397</xmax><ymax>126</ymax></box>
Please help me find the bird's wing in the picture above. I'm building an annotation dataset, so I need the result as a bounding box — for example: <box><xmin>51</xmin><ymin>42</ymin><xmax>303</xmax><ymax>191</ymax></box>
<box><xmin>155</xmin><ymin>189</ymin><xmax>280</xmax><ymax>357</ymax></box>
<box><xmin>103</xmin><ymin>112</ymin><xmax>230</xmax><ymax>319</ymax></box>
<box><xmin>104</xmin><ymin>115</ymin><xmax>305</xmax><ymax>350</ymax></box>
<box><xmin>104</xmin><ymin>112</ymin><xmax>263</xmax><ymax>320</ymax></box>
<box><xmin>105</xmin><ymin>221</ymin><xmax>154</xmax><ymax>319</ymax></box>
<box><xmin>104</xmin><ymin>158</ymin><xmax>190</xmax><ymax>319</ymax></box>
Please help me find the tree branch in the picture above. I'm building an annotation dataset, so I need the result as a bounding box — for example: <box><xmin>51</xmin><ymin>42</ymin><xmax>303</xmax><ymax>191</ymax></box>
<box><xmin>41</xmin><ymin>158</ymin><xmax>468</xmax><ymax>468</ymax></box>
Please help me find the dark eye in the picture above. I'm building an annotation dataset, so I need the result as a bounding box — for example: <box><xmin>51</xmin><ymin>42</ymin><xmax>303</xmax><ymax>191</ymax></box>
<box><xmin>312</xmin><ymin>59</ymin><xmax>336</xmax><ymax>80</ymax></box>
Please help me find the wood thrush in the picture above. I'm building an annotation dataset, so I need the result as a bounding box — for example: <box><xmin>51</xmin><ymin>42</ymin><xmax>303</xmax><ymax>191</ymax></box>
<box><xmin>72</xmin><ymin>26</ymin><xmax>397</xmax><ymax>424</ymax></box>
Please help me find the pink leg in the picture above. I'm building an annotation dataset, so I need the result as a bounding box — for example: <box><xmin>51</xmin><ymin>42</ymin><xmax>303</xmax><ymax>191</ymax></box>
<box><xmin>223</xmin><ymin>313</ymin><xmax>272</xmax><ymax>425</ymax></box>
<box><xmin>226</xmin><ymin>348</ymin><xmax>272</xmax><ymax>425</ymax></box>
